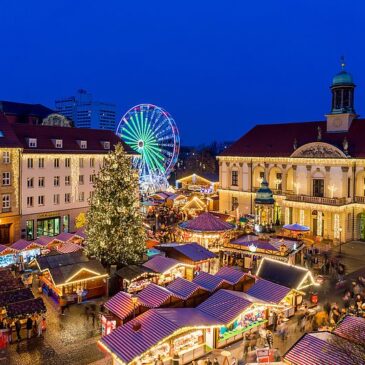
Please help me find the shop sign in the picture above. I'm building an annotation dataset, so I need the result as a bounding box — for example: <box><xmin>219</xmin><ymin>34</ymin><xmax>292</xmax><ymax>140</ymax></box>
<box><xmin>37</xmin><ymin>212</ymin><xmax>61</xmax><ymax>219</ymax></box>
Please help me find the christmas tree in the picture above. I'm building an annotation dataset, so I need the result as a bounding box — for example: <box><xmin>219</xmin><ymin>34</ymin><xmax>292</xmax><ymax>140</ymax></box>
<box><xmin>86</xmin><ymin>143</ymin><xmax>146</xmax><ymax>266</ymax></box>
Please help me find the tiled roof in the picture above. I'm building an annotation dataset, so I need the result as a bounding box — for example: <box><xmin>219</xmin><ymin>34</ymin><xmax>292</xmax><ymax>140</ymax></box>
<box><xmin>142</xmin><ymin>256</ymin><xmax>181</xmax><ymax>274</ymax></box>
<box><xmin>215</xmin><ymin>266</ymin><xmax>246</xmax><ymax>285</ymax></box>
<box><xmin>192</xmin><ymin>271</ymin><xmax>228</xmax><ymax>292</ymax></box>
<box><xmin>55</xmin><ymin>232</ymin><xmax>76</xmax><ymax>242</ymax></box>
<box><xmin>284</xmin><ymin>332</ymin><xmax>354</xmax><ymax>365</ymax></box>
<box><xmin>246</xmin><ymin>279</ymin><xmax>291</xmax><ymax>304</ymax></box>
<box><xmin>105</xmin><ymin>291</ymin><xmax>139</xmax><ymax>320</ymax></box>
<box><xmin>179</xmin><ymin>212</ymin><xmax>235</xmax><ymax>232</ymax></box>
<box><xmin>166</xmin><ymin>277</ymin><xmax>206</xmax><ymax>299</ymax></box>
<box><xmin>11</xmin><ymin>239</ymin><xmax>37</xmax><ymax>251</ymax></box>
<box><xmin>157</xmin><ymin>242</ymin><xmax>216</xmax><ymax>262</ymax></box>
<box><xmin>56</xmin><ymin>242</ymin><xmax>83</xmax><ymax>254</ymax></box>
<box><xmin>34</xmin><ymin>236</ymin><xmax>59</xmax><ymax>246</ymax></box>
<box><xmin>334</xmin><ymin>315</ymin><xmax>365</xmax><ymax>344</ymax></box>
<box><xmin>137</xmin><ymin>283</ymin><xmax>182</xmax><ymax>308</ymax></box>
<box><xmin>219</xmin><ymin>119</ymin><xmax>365</xmax><ymax>158</ymax></box>
<box><xmin>0</xmin><ymin>101</ymin><xmax>54</xmax><ymax>117</ymax></box>
<box><xmin>197</xmin><ymin>289</ymin><xmax>253</xmax><ymax>324</ymax></box>
<box><xmin>0</xmin><ymin>288</ymin><xmax>34</xmax><ymax>307</ymax></box>
<box><xmin>100</xmin><ymin>308</ymin><xmax>221</xmax><ymax>364</ymax></box>
<box><xmin>0</xmin><ymin>244</ymin><xmax>18</xmax><ymax>254</ymax></box>
<box><xmin>6</xmin><ymin>297</ymin><xmax>46</xmax><ymax>318</ymax></box>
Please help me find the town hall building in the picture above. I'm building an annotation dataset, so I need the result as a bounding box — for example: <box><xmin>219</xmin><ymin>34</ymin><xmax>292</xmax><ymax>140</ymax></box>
<box><xmin>218</xmin><ymin>62</ymin><xmax>365</xmax><ymax>242</ymax></box>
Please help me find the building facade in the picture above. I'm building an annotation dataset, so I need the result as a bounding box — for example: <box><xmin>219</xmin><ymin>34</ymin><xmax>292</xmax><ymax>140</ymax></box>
<box><xmin>218</xmin><ymin>64</ymin><xmax>365</xmax><ymax>242</ymax></box>
<box><xmin>55</xmin><ymin>89</ymin><xmax>116</xmax><ymax>131</ymax></box>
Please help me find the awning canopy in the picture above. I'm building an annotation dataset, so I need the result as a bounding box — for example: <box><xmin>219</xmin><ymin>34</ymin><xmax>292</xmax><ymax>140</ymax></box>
<box><xmin>283</xmin><ymin>223</ymin><xmax>310</xmax><ymax>232</ymax></box>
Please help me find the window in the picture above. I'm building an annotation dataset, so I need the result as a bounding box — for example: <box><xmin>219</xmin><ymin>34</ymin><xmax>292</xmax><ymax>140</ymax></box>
<box><xmin>79</xmin><ymin>175</ymin><xmax>84</xmax><ymax>185</ymax></box>
<box><xmin>80</xmin><ymin>140</ymin><xmax>87</xmax><ymax>149</ymax></box>
<box><xmin>64</xmin><ymin>193</ymin><xmax>71</xmax><ymax>203</ymax></box>
<box><xmin>89</xmin><ymin>174</ymin><xmax>95</xmax><ymax>184</ymax></box>
<box><xmin>313</xmin><ymin>179</ymin><xmax>324</xmax><ymax>197</ymax></box>
<box><xmin>26</xmin><ymin>220</ymin><xmax>34</xmax><ymax>240</ymax></box>
<box><xmin>38</xmin><ymin>158</ymin><xmax>44</xmax><ymax>168</ymax></box>
<box><xmin>231</xmin><ymin>197</ymin><xmax>239</xmax><ymax>211</ymax></box>
<box><xmin>78</xmin><ymin>192</ymin><xmax>85</xmax><ymax>202</ymax></box>
<box><xmin>27</xmin><ymin>178</ymin><xmax>34</xmax><ymax>188</ymax></box>
<box><xmin>259</xmin><ymin>171</ymin><xmax>265</xmax><ymax>179</ymax></box>
<box><xmin>2</xmin><ymin>172</ymin><xmax>10</xmax><ymax>186</ymax></box>
<box><xmin>54</xmin><ymin>158</ymin><xmax>60</xmax><ymax>168</ymax></box>
<box><xmin>38</xmin><ymin>177</ymin><xmax>45</xmax><ymax>187</ymax></box>
<box><xmin>65</xmin><ymin>158</ymin><xmax>71</xmax><ymax>168</ymax></box>
<box><xmin>231</xmin><ymin>171</ymin><xmax>238</xmax><ymax>186</ymax></box>
<box><xmin>38</xmin><ymin>195</ymin><xmax>45</xmax><ymax>206</ymax></box>
<box><xmin>348</xmin><ymin>177</ymin><xmax>351</xmax><ymax>198</ymax></box>
<box><xmin>275</xmin><ymin>172</ymin><xmax>283</xmax><ymax>191</ymax></box>
<box><xmin>103</xmin><ymin>141</ymin><xmax>110</xmax><ymax>150</ymax></box>
<box><xmin>27</xmin><ymin>158</ymin><xmax>33</xmax><ymax>169</ymax></box>
<box><xmin>79</xmin><ymin>158</ymin><xmax>84</xmax><ymax>168</ymax></box>
<box><xmin>90</xmin><ymin>158</ymin><xmax>95</xmax><ymax>168</ymax></box>
<box><xmin>53</xmin><ymin>194</ymin><xmax>60</xmax><ymax>205</ymax></box>
<box><xmin>28</xmin><ymin>138</ymin><xmax>37</xmax><ymax>148</ymax></box>
<box><xmin>55</xmin><ymin>139</ymin><xmax>63</xmax><ymax>148</ymax></box>
<box><xmin>2</xmin><ymin>152</ymin><xmax>10</xmax><ymax>164</ymax></box>
<box><xmin>54</xmin><ymin>176</ymin><xmax>60</xmax><ymax>187</ymax></box>
<box><xmin>2</xmin><ymin>194</ymin><xmax>10</xmax><ymax>212</ymax></box>
<box><xmin>27</xmin><ymin>196</ymin><xmax>34</xmax><ymax>207</ymax></box>
<box><xmin>65</xmin><ymin>176</ymin><xmax>71</xmax><ymax>186</ymax></box>
<box><xmin>89</xmin><ymin>191</ymin><xmax>94</xmax><ymax>200</ymax></box>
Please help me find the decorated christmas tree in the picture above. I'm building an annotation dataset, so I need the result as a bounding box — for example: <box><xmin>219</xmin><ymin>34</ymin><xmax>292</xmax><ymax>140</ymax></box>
<box><xmin>86</xmin><ymin>143</ymin><xmax>146</xmax><ymax>266</ymax></box>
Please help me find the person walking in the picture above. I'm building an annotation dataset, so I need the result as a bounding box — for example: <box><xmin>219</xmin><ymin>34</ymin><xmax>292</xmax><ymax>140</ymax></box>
<box><xmin>36</xmin><ymin>315</ymin><xmax>42</xmax><ymax>337</ymax></box>
<box><xmin>154</xmin><ymin>355</ymin><xmax>164</xmax><ymax>365</ymax></box>
<box><xmin>213</xmin><ymin>358</ymin><xmax>219</xmax><ymax>365</ymax></box>
<box><xmin>15</xmin><ymin>318</ymin><xmax>21</xmax><ymax>341</ymax></box>
<box><xmin>272</xmin><ymin>311</ymin><xmax>278</xmax><ymax>332</ymax></box>
<box><xmin>26</xmin><ymin>316</ymin><xmax>33</xmax><ymax>339</ymax></box>
<box><xmin>266</xmin><ymin>330</ymin><xmax>274</xmax><ymax>349</ymax></box>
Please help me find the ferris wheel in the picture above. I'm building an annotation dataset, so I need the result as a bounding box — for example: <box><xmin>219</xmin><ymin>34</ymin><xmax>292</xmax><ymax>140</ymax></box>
<box><xmin>116</xmin><ymin>104</ymin><xmax>180</xmax><ymax>192</ymax></box>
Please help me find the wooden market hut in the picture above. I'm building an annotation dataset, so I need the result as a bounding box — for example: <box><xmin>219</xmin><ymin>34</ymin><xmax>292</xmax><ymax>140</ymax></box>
<box><xmin>175</xmin><ymin>173</ymin><xmax>219</xmax><ymax>193</ymax></box>
<box><xmin>116</xmin><ymin>265</ymin><xmax>158</xmax><ymax>293</ymax></box>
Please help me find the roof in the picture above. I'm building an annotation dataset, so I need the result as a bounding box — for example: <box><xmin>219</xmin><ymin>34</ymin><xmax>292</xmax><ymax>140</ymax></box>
<box><xmin>104</xmin><ymin>291</ymin><xmax>138</xmax><ymax>320</ymax></box>
<box><xmin>246</xmin><ymin>279</ymin><xmax>291</xmax><ymax>304</ymax></box>
<box><xmin>0</xmin><ymin>101</ymin><xmax>54</xmax><ymax>117</ymax></box>
<box><xmin>74</xmin><ymin>227</ymin><xmax>86</xmax><ymax>239</ymax></box>
<box><xmin>142</xmin><ymin>256</ymin><xmax>182</xmax><ymax>274</ymax></box>
<box><xmin>179</xmin><ymin>212</ymin><xmax>235</xmax><ymax>232</ymax></box>
<box><xmin>34</xmin><ymin>236</ymin><xmax>59</xmax><ymax>246</ymax></box>
<box><xmin>100</xmin><ymin>308</ymin><xmax>221</xmax><ymax>364</ymax></box>
<box><xmin>137</xmin><ymin>283</ymin><xmax>182</xmax><ymax>307</ymax></box>
<box><xmin>219</xmin><ymin>119</ymin><xmax>365</xmax><ymax>158</ymax></box>
<box><xmin>0</xmin><ymin>244</ymin><xmax>18</xmax><ymax>254</ymax></box>
<box><xmin>332</xmin><ymin>69</ymin><xmax>354</xmax><ymax>86</ymax></box>
<box><xmin>215</xmin><ymin>266</ymin><xmax>246</xmax><ymax>285</ymax></box>
<box><xmin>116</xmin><ymin>265</ymin><xmax>154</xmax><ymax>281</ymax></box>
<box><xmin>176</xmin><ymin>172</ymin><xmax>219</xmax><ymax>183</ymax></box>
<box><xmin>55</xmin><ymin>242</ymin><xmax>83</xmax><ymax>254</ymax></box>
<box><xmin>36</xmin><ymin>251</ymin><xmax>88</xmax><ymax>271</ymax></box>
<box><xmin>334</xmin><ymin>315</ymin><xmax>365</xmax><ymax>344</ymax></box>
<box><xmin>6</xmin><ymin>297</ymin><xmax>46</xmax><ymax>318</ymax></box>
<box><xmin>11</xmin><ymin>239</ymin><xmax>41</xmax><ymax>251</ymax></box>
<box><xmin>255</xmin><ymin>179</ymin><xmax>275</xmax><ymax>205</ymax></box>
<box><xmin>0</xmin><ymin>288</ymin><xmax>34</xmax><ymax>307</ymax></box>
<box><xmin>284</xmin><ymin>332</ymin><xmax>356</xmax><ymax>365</ymax></box>
<box><xmin>192</xmin><ymin>271</ymin><xmax>228</xmax><ymax>292</ymax></box>
<box><xmin>257</xmin><ymin>258</ymin><xmax>309</xmax><ymax>289</ymax></box>
<box><xmin>157</xmin><ymin>242</ymin><xmax>216</xmax><ymax>262</ymax></box>
<box><xmin>55</xmin><ymin>232</ymin><xmax>77</xmax><ymax>242</ymax></box>
<box><xmin>197</xmin><ymin>289</ymin><xmax>254</xmax><ymax>324</ymax></box>
<box><xmin>166</xmin><ymin>277</ymin><xmax>206</xmax><ymax>299</ymax></box>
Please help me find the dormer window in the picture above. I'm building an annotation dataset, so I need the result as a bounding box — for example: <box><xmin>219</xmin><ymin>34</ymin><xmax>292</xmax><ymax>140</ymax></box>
<box><xmin>80</xmin><ymin>140</ymin><xmax>87</xmax><ymax>149</ymax></box>
<box><xmin>55</xmin><ymin>139</ymin><xmax>63</xmax><ymax>148</ymax></box>
<box><xmin>28</xmin><ymin>138</ymin><xmax>37</xmax><ymax>148</ymax></box>
<box><xmin>103</xmin><ymin>141</ymin><xmax>110</xmax><ymax>150</ymax></box>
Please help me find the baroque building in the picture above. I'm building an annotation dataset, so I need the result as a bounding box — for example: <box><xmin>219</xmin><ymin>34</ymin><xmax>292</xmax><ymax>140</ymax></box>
<box><xmin>218</xmin><ymin>62</ymin><xmax>365</xmax><ymax>242</ymax></box>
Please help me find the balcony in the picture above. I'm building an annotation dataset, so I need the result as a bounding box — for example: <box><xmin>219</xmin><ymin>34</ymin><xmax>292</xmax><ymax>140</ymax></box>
<box><xmin>285</xmin><ymin>194</ymin><xmax>349</xmax><ymax>206</ymax></box>
<box><xmin>354</xmin><ymin>196</ymin><xmax>365</xmax><ymax>204</ymax></box>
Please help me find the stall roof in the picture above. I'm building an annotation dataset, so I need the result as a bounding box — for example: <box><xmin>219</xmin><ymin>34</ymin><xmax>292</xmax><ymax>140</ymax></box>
<box><xmin>246</xmin><ymin>279</ymin><xmax>291</xmax><ymax>304</ymax></box>
<box><xmin>11</xmin><ymin>239</ymin><xmax>39</xmax><ymax>251</ymax></box>
<box><xmin>179</xmin><ymin>212</ymin><xmax>235</xmax><ymax>232</ymax></box>
<box><xmin>100</xmin><ymin>308</ymin><xmax>221</xmax><ymax>364</ymax></box>
<box><xmin>215</xmin><ymin>266</ymin><xmax>246</xmax><ymax>285</ymax></box>
<box><xmin>166</xmin><ymin>277</ymin><xmax>206</xmax><ymax>299</ymax></box>
<box><xmin>157</xmin><ymin>242</ymin><xmax>216</xmax><ymax>262</ymax></box>
<box><xmin>0</xmin><ymin>288</ymin><xmax>34</xmax><ymax>307</ymax></box>
<box><xmin>138</xmin><ymin>283</ymin><xmax>183</xmax><ymax>308</ymax></box>
<box><xmin>6</xmin><ymin>297</ymin><xmax>46</xmax><ymax>318</ymax></box>
<box><xmin>284</xmin><ymin>332</ymin><xmax>354</xmax><ymax>365</ymax></box>
<box><xmin>142</xmin><ymin>256</ymin><xmax>183</xmax><ymax>274</ymax></box>
<box><xmin>75</xmin><ymin>227</ymin><xmax>86</xmax><ymax>239</ymax></box>
<box><xmin>192</xmin><ymin>271</ymin><xmax>229</xmax><ymax>292</ymax></box>
<box><xmin>333</xmin><ymin>315</ymin><xmax>365</xmax><ymax>344</ymax></box>
<box><xmin>56</xmin><ymin>242</ymin><xmax>83</xmax><ymax>254</ymax></box>
<box><xmin>256</xmin><ymin>258</ymin><xmax>313</xmax><ymax>290</ymax></box>
<box><xmin>0</xmin><ymin>244</ymin><xmax>18</xmax><ymax>254</ymax></box>
<box><xmin>116</xmin><ymin>265</ymin><xmax>155</xmax><ymax>282</ymax></box>
<box><xmin>34</xmin><ymin>236</ymin><xmax>59</xmax><ymax>246</ymax></box>
<box><xmin>197</xmin><ymin>289</ymin><xmax>258</xmax><ymax>324</ymax></box>
<box><xmin>55</xmin><ymin>232</ymin><xmax>77</xmax><ymax>242</ymax></box>
<box><xmin>105</xmin><ymin>291</ymin><xmax>138</xmax><ymax>320</ymax></box>
<box><xmin>36</xmin><ymin>251</ymin><xmax>88</xmax><ymax>270</ymax></box>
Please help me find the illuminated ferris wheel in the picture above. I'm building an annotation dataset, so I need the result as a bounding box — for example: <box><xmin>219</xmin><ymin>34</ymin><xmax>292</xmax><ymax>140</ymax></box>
<box><xmin>116</xmin><ymin>104</ymin><xmax>180</xmax><ymax>192</ymax></box>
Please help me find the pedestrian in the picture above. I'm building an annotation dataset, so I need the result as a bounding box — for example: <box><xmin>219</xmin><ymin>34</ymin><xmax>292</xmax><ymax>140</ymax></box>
<box><xmin>41</xmin><ymin>317</ymin><xmax>47</xmax><ymax>332</ymax></box>
<box><xmin>85</xmin><ymin>306</ymin><xmax>90</xmax><ymax>321</ymax></box>
<box><xmin>154</xmin><ymin>355</ymin><xmax>164</xmax><ymax>365</ymax></box>
<box><xmin>76</xmin><ymin>287</ymin><xmax>83</xmax><ymax>304</ymax></box>
<box><xmin>60</xmin><ymin>296</ymin><xmax>67</xmax><ymax>315</ymax></box>
<box><xmin>15</xmin><ymin>318</ymin><xmax>21</xmax><ymax>341</ymax></box>
<box><xmin>266</xmin><ymin>329</ymin><xmax>274</xmax><ymax>348</ymax></box>
<box><xmin>91</xmin><ymin>311</ymin><xmax>96</xmax><ymax>327</ymax></box>
<box><xmin>172</xmin><ymin>352</ymin><xmax>180</xmax><ymax>365</ymax></box>
<box><xmin>231</xmin><ymin>357</ymin><xmax>237</xmax><ymax>365</ymax></box>
<box><xmin>324</xmin><ymin>302</ymin><xmax>331</xmax><ymax>316</ymax></box>
<box><xmin>36</xmin><ymin>315</ymin><xmax>42</xmax><ymax>337</ymax></box>
<box><xmin>7</xmin><ymin>319</ymin><xmax>13</xmax><ymax>344</ymax></box>
<box><xmin>213</xmin><ymin>358</ymin><xmax>219</xmax><ymax>365</ymax></box>
<box><xmin>206</xmin><ymin>358</ymin><xmax>212</xmax><ymax>365</ymax></box>
<box><xmin>272</xmin><ymin>311</ymin><xmax>278</xmax><ymax>332</ymax></box>
<box><xmin>26</xmin><ymin>316</ymin><xmax>33</xmax><ymax>339</ymax></box>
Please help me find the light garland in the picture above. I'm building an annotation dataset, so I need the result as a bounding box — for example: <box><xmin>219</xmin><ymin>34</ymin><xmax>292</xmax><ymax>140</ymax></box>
<box><xmin>317</xmin><ymin>211</ymin><xmax>323</xmax><ymax>236</ymax></box>
<box><xmin>299</xmin><ymin>209</ymin><xmax>305</xmax><ymax>226</ymax></box>
<box><xmin>334</xmin><ymin>213</ymin><xmax>340</xmax><ymax>239</ymax></box>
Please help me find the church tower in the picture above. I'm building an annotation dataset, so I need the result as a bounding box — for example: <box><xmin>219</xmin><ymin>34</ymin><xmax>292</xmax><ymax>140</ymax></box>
<box><xmin>326</xmin><ymin>58</ymin><xmax>356</xmax><ymax>132</ymax></box>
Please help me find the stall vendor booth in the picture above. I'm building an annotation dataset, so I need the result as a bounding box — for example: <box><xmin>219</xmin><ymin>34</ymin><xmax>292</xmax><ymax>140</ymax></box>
<box><xmin>175</xmin><ymin>173</ymin><xmax>219</xmax><ymax>193</ymax></box>
<box><xmin>222</xmin><ymin>235</ymin><xmax>304</xmax><ymax>272</ymax></box>
<box><xmin>0</xmin><ymin>245</ymin><xmax>18</xmax><ymax>267</ymax></box>
<box><xmin>11</xmin><ymin>239</ymin><xmax>44</xmax><ymax>263</ymax></box>
<box><xmin>36</xmin><ymin>251</ymin><xmax>108</xmax><ymax>303</ymax></box>
<box><xmin>116</xmin><ymin>265</ymin><xmax>158</xmax><ymax>293</ymax></box>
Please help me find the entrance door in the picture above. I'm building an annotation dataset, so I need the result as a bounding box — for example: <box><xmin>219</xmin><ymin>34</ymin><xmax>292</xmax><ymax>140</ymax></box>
<box><xmin>0</xmin><ymin>224</ymin><xmax>11</xmax><ymax>244</ymax></box>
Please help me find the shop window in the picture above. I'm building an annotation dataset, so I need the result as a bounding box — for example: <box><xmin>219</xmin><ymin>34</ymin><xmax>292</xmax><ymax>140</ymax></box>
<box><xmin>26</xmin><ymin>220</ymin><xmax>34</xmax><ymax>240</ymax></box>
<box><xmin>79</xmin><ymin>175</ymin><xmax>84</xmax><ymax>185</ymax></box>
<box><xmin>38</xmin><ymin>195</ymin><xmax>45</xmax><ymax>206</ymax></box>
<box><xmin>38</xmin><ymin>177</ymin><xmax>45</xmax><ymax>187</ymax></box>
<box><xmin>231</xmin><ymin>196</ymin><xmax>239</xmax><ymax>211</ymax></box>
<box><xmin>79</xmin><ymin>192</ymin><xmax>85</xmax><ymax>202</ymax></box>
<box><xmin>65</xmin><ymin>176</ymin><xmax>71</xmax><ymax>186</ymax></box>
<box><xmin>90</xmin><ymin>158</ymin><xmax>95</xmax><ymax>168</ymax></box>
<box><xmin>54</xmin><ymin>176</ymin><xmax>60</xmax><ymax>187</ymax></box>
<box><xmin>2</xmin><ymin>194</ymin><xmax>10</xmax><ymax>212</ymax></box>
<box><xmin>37</xmin><ymin>217</ymin><xmax>60</xmax><ymax>237</ymax></box>
<box><xmin>79</xmin><ymin>158</ymin><xmax>84</xmax><ymax>168</ymax></box>
<box><xmin>231</xmin><ymin>171</ymin><xmax>238</xmax><ymax>186</ymax></box>
<box><xmin>53</xmin><ymin>194</ymin><xmax>60</xmax><ymax>205</ymax></box>
<box><xmin>54</xmin><ymin>158</ymin><xmax>60</xmax><ymax>168</ymax></box>
<box><xmin>27</xmin><ymin>196</ymin><xmax>34</xmax><ymax>208</ymax></box>
<box><xmin>2</xmin><ymin>172</ymin><xmax>10</xmax><ymax>186</ymax></box>
<box><xmin>27</xmin><ymin>158</ymin><xmax>33</xmax><ymax>169</ymax></box>
<box><xmin>27</xmin><ymin>178</ymin><xmax>34</xmax><ymax>188</ymax></box>
<box><xmin>65</xmin><ymin>193</ymin><xmax>71</xmax><ymax>203</ymax></box>
<box><xmin>65</xmin><ymin>158</ymin><xmax>71</xmax><ymax>168</ymax></box>
<box><xmin>2</xmin><ymin>152</ymin><xmax>10</xmax><ymax>164</ymax></box>
<box><xmin>38</xmin><ymin>158</ymin><xmax>44</xmax><ymax>168</ymax></box>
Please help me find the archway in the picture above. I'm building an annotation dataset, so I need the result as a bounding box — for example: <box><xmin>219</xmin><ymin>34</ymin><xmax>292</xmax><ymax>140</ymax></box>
<box><xmin>355</xmin><ymin>171</ymin><xmax>365</xmax><ymax>197</ymax></box>
<box><xmin>253</xmin><ymin>165</ymin><xmax>265</xmax><ymax>189</ymax></box>
<box><xmin>268</xmin><ymin>166</ymin><xmax>283</xmax><ymax>192</ymax></box>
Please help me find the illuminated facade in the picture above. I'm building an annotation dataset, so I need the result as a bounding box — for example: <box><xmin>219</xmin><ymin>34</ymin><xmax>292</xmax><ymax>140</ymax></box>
<box><xmin>218</xmin><ymin>63</ymin><xmax>365</xmax><ymax>242</ymax></box>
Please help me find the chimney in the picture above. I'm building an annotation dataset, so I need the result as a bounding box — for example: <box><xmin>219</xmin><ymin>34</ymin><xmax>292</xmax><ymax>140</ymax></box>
<box><xmin>132</xmin><ymin>321</ymin><xmax>141</xmax><ymax>332</ymax></box>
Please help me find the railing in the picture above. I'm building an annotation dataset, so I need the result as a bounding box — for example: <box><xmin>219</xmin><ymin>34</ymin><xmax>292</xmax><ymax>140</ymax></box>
<box><xmin>286</xmin><ymin>194</ymin><xmax>349</xmax><ymax>206</ymax></box>
<box><xmin>354</xmin><ymin>196</ymin><xmax>365</xmax><ymax>204</ymax></box>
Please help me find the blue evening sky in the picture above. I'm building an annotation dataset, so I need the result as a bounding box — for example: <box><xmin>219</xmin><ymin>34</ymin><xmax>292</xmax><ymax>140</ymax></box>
<box><xmin>1</xmin><ymin>1</ymin><xmax>365</xmax><ymax>145</ymax></box>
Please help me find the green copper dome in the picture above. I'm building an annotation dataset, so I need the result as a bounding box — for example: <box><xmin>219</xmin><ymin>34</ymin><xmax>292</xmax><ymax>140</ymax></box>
<box><xmin>255</xmin><ymin>178</ymin><xmax>275</xmax><ymax>205</ymax></box>
<box><xmin>332</xmin><ymin>70</ymin><xmax>354</xmax><ymax>86</ymax></box>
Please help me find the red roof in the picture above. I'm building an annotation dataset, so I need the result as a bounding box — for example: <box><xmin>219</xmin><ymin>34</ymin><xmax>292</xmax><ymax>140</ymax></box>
<box><xmin>220</xmin><ymin>119</ymin><xmax>365</xmax><ymax>158</ymax></box>
<box><xmin>179</xmin><ymin>212</ymin><xmax>235</xmax><ymax>232</ymax></box>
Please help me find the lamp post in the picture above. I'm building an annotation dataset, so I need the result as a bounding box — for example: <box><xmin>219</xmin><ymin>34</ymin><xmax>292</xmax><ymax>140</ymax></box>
<box><xmin>339</xmin><ymin>227</ymin><xmax>343</xmax><ymax>255</ymax></box>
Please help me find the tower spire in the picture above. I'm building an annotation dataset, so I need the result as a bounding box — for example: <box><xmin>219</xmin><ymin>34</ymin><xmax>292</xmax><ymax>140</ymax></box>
<box><xmin>340</xmin><ymin>55</ymin><xmax>346</xmax><ymax>70</ymax></box>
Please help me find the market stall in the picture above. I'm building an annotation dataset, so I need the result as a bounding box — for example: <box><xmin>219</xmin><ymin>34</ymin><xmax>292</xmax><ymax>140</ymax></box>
<box><xmin>0</xmin><ymin>245</ymin><xmax>18</xmax><ymax>267</ymax></box>
<box><xmin>116</xmin><ymin>265</ymin><xmax>158</xmax><ymax>293</ymax></box>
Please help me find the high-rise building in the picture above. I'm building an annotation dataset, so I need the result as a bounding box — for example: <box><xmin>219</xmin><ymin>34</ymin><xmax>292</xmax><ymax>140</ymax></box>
<box><xmin>55</xmin><ymin>89</ymin><xmax>116</xmax><ymax>131</ymax></box>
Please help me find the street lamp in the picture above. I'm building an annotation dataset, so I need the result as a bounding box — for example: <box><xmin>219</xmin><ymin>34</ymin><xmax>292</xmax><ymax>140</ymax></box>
<box><xmin>339</xmin><ymin>227</ymin><xmax>343</xmax><ymax>255</ymax></box>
